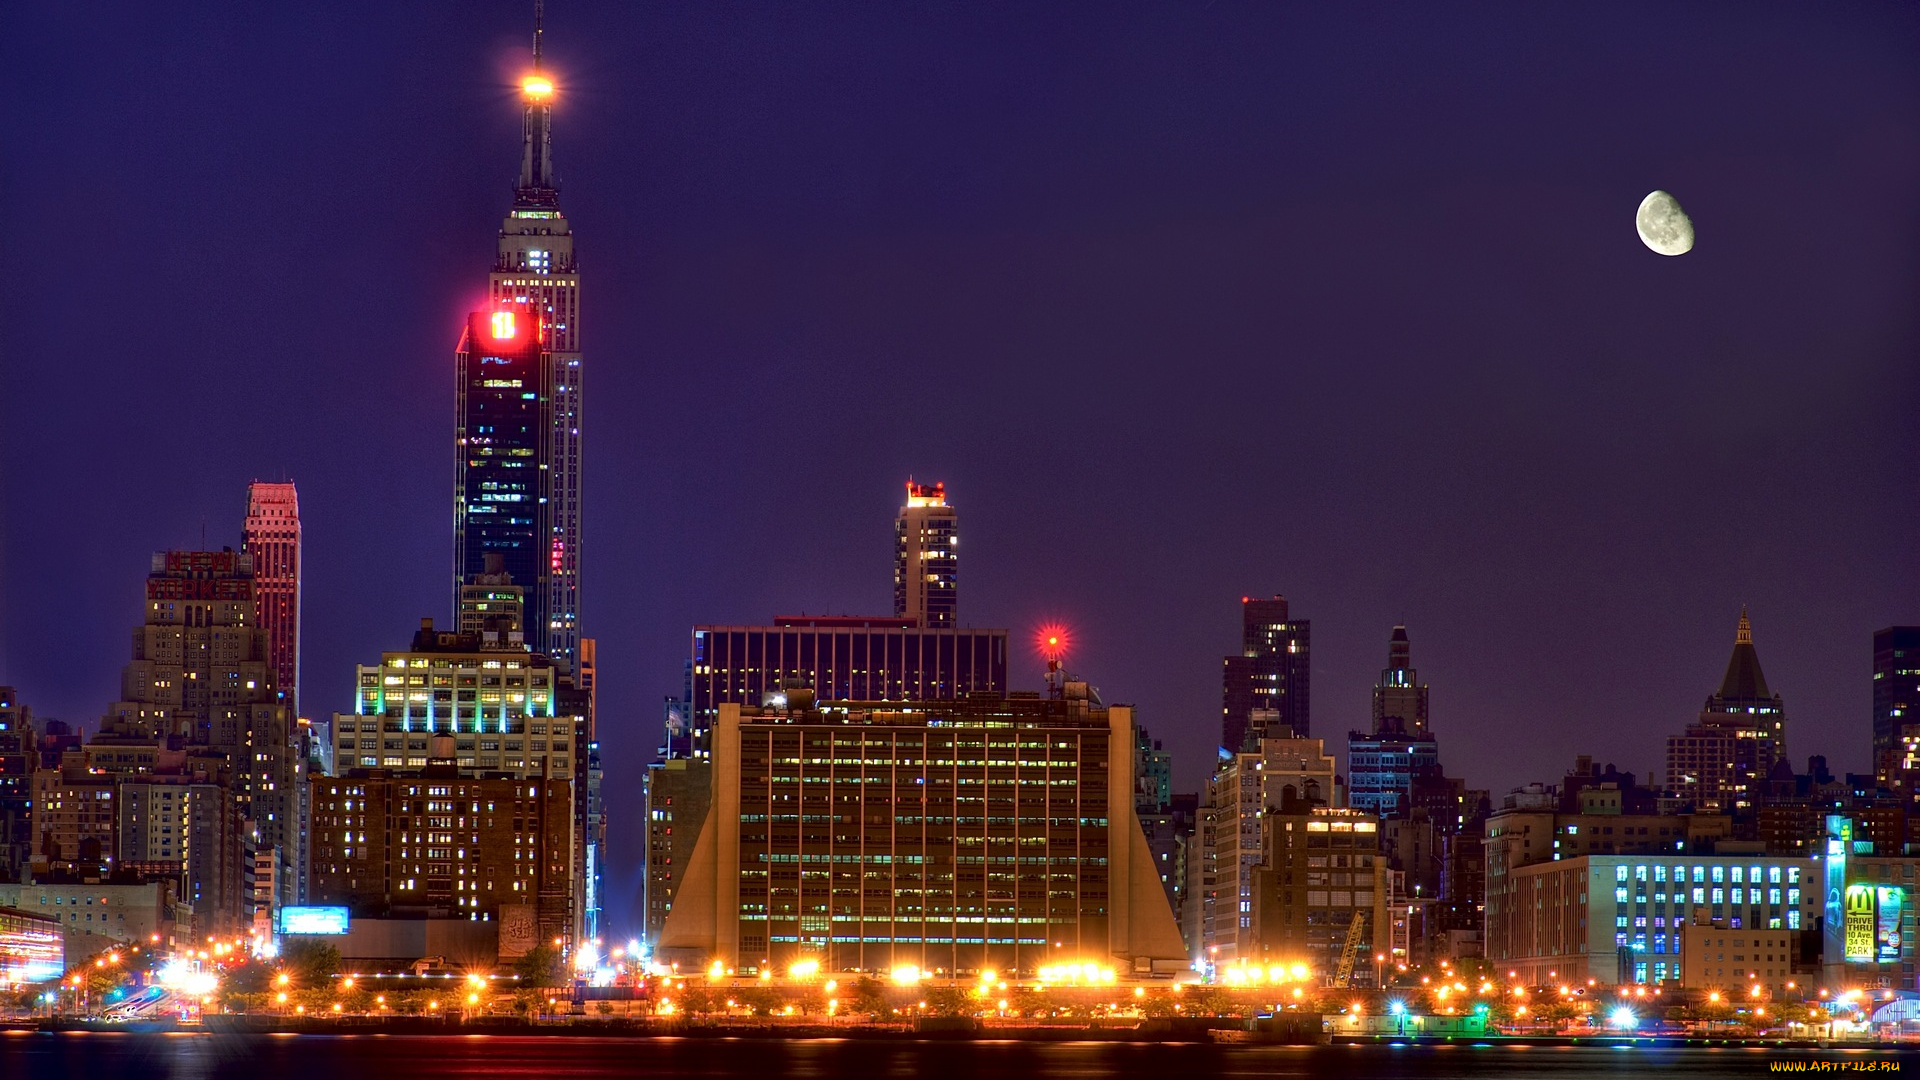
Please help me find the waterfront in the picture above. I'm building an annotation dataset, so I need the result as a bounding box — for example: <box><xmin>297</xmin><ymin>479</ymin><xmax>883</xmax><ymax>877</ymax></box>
<box><xmin>0</xmin><ymin>1033</ymin><xmax>1914</xmax><ymax>1080</ymax></box>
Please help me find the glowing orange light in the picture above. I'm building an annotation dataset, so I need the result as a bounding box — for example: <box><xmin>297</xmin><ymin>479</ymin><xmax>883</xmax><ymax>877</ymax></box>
<box><xmin>490</xmin><ymin>311</ymin><xmax>517</xmax><ymax>340</ymax></box>
<box><xmin>523</xmin><ymin>76</ymin><xmax>554</xmax><ymax>99</ymax></box>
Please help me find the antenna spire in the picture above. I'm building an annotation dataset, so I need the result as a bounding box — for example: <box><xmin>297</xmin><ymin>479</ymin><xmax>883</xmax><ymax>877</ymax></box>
<box><xmin>533</xmin><ymin>0</ymin><xmax>545</xmax><ymax>72</ymax></box>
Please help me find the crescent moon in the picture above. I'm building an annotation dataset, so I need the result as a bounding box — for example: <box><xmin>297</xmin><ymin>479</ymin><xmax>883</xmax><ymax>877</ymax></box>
<box><xmin>1636</xmin><ymin>190</ymin><xmax>1694</xmax><ymax>256</ymax></box>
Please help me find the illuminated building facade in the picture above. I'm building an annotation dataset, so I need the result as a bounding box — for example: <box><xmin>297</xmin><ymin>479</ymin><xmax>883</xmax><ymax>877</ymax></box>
<box><xmin>1196</xmin><ymin>732</ymin><xmax>1338</xmax><ymax>966</ymax></box>
<box><xmin>894</xmin><ymin>480</ymin><xmax>957</xmax><ymax>628</ymax></box>
<box><xmin>1221</xmin><ymin>595</ymin><xmax>1311</xmax><ymax>751</ymax></box>
<box><xmin>679</xmin><ymin>616</ymin><xmax>1008</xmax><ymax>758</ymax></box>
<box><xmin>1486</xmin><ymin>853</ymin><xmax>1815</xmax><ymax>987</ymax></box>
<box><xmin>325</xmin><ymin>615</ymin><xmax>587</xmax><ymax>941</ymax></box>
<box><xmin>1665</xmin><ymin>610</ymin><xmax>1788</xmax><ymax>814</ymax></box>
<box><xmin>1372</xmin><ymin>625</ymin><xmax>1427</xmax><ymax>736</ymax></box>
<box><xmin>655</xmin><ymin>687</ymin><xmax>1187</xmax><ymax>976</ymax></box>
<box><xmin>308</xmin><ymin>742</ymin><xmax>574</xmax><ymax>943</ymax></box>
<box><xmin>455</xmin><ymin>304</ymin><xmax>550</xmax><ymax>649</ymax></box>
<box><xmin>456</xmin><ymin>18</ymin><xmax>582</xmax><ymax>673</ymax></box>
<box><xmin>0</xmin><ymin>906</ymin><xmax>63</xmax><ymax>984</ymax></box>
<box><xmin>242</xmin><ymin>481</ymin><xmax>302</xmax><ymax>716</ymax></box>
<box><xmin>329</xmin><ymin>618</ymin><xmax>580</xmax><ymax>781</ymax></box>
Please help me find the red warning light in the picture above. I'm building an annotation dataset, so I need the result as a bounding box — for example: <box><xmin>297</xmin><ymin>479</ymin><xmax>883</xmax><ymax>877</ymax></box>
<box><xmin>490</xmin><ymin>311</ymin><xmax>518</xmax><ymax>341</ymax></box>
<box><xmin>1035</xmin><ymin>623</ymin><xmax>1071</xmax><ymax>662</ymax></box>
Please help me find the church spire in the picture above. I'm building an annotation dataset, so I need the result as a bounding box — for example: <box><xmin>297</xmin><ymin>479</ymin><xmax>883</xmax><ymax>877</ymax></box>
<box><xmin>516</xmin><ymin>1</ymin><xmax>558</xmax><ymax>206</ymax></box>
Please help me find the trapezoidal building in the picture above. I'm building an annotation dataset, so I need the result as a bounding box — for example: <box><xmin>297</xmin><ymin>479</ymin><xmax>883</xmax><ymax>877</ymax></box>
<box><xmin>656</xmin><ymin>684</ymin><xmax>1186</xmax><ymax>976</ymax></box>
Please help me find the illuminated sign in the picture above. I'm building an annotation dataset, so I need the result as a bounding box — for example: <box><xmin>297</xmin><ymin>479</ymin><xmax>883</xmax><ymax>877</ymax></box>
<box><xmin>1826</xmin><ymin>815</ymin><xmax>1851</xmax><ymax>967</ymax></box>
<box><xmin>490</xmin><ymin>311</ymin><xmax>517</xmax><ymax>341</ymax></box>
<box><xmin>1845</xmin><ymin>885</ymin><xmax>1876</xmax><ymax>962</ymax></box>
<box><xmin>1878</xmin><ymin>886</ymin><xmax>1905</xmax><ymax>964</ymax></box>
<box><xmin>278</xmin><ymin>906</ymin><xmax>350</xmax><ymax>936</ymax></box>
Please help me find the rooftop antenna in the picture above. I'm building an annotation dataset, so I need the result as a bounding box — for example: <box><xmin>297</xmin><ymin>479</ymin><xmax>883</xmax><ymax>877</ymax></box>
<box><xmin>533</xmin><ymin>0</ymin><xmax>544</xmax><ymax>72</ymax></box>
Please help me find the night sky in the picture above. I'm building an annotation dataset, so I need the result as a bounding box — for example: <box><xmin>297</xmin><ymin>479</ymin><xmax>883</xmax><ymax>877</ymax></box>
<box><xmin>3</xmin><ymin>2</ymin><xmax>1917</xmax><ymax>932</ymax></box>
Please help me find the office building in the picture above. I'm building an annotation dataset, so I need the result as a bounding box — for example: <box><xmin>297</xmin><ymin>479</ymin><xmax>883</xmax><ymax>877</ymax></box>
<box><xmin>642</xmin><ymin>758</ymin><xmax>712</xmax><ymax>942</ymax></box>
<box><xmin>1485</xmin><ymin>853</ymin><xmax>1815</xmax><ymax>987</ymax></box>
<box><xmin>894</xmin><ymin>480</ymin><xmax>958</xmax><ymax>628</ymax></box>
<box><xmin>242</xmin><ymin>481</ymin><xmax>302</xmax><ymax>716</ymax></box>
<box><xmin>1221</xmin><ymin>595</ymin><xmax>1310</xmax><ymax>751</ymax></box>
<box><xmin>679</xmin><ymin>616</ymin><xmax>1009</xmax><ymax>758</ymax></box>
<box><xmin>1873</xmin><ymin>627</ymin><xmax>1920</xmax><ymax>789</ymax></box>
<box><xmin>1665</xmin><ymin>610</ymin><xmax>1788</xmax><ymax>814</ymax></box>
<box><xmin>452</xmin><ymin>15</ymin><xmax>582</xmax><ymax>674</ymax></box>
<box><xmin>1681</xmin><ymin>921</ymin><xmax>1796</xmax><ymax>996</ymax></box>
<box><xmin>655</xmin><ymin>686</ymin><xmax>1187</xmax><ymax>976</ymax></box>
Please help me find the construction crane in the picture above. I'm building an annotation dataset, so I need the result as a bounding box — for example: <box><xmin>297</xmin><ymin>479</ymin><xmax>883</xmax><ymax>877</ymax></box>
<box><xmin>1334</xmin><ymin>911</ymin><xmax>1367</xmax><ymax>988</ymax></box>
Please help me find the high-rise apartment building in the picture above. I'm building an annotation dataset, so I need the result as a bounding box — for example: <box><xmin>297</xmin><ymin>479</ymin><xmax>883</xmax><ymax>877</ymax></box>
<box><xmin>1665</xmin><ymin>610</ymin><xmax>1788</xmax><ymax>814</ymax></box>
<box><xmin>1372</xmin><ymin>625</ymin><xmax>1428</xmax><ymax>735</ymax></box>
<box><xmin>91</xmin><ymin>549</ymin><xmax>301</xmax><ymax>927</ymax></box>
<box><xmin>654</xmin><ymin>686</ymin><xmax>1186</xmax><ymax>976</ymax></box>
<box><xmin>1195</xmin><ymin>729</ymin><xmax>1338</xmax><ymax>966</ymax></box>
<box><xmin>1251</xmin><ymin>804</ymin><xmax>1387</xmax><ymax>987</ymax></box>
<box><xmin>894</xmin><ymin>480</ymin><xmax>957</xmax><ymax>628</ymax></box>
<box><xmin>1221</xmin><ymin>595</ymin><xmax>1310</xmax><ymax>751</ymax></box>
<box><xmin>455</xmin><ymin>17</ymin><xmax>583</xmax><ymax>673</ymax></box>
<box><xmin>242</xmin><ymin>481</ymin><xmax>302</xmax><ymax>716</ymax></box>
<box><xmin>1872</xmin><ymin>626</ymin><xmax>1920</xmax><ymax>788</ymax></box>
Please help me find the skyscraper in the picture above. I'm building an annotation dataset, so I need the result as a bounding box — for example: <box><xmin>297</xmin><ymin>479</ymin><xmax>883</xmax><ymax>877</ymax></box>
<box><xmin>894</xmin><ymin>480</ymin><xmax>958</xmax><ymax>628</ymax></box>
<box><xmin>242</xmin><ymin>481</ymin><xmax>301</xmax><ymax>716</ymax></box>
<box><xmin>1372</xmin><ymin>624</ymin><xmax>1428</xmax><ymax>736</ymax></box>
<box><xmin>1220</xmin><ymin>595</ymin><xmax>1311</xmax><ymax>751</ymax></box>
<box><xmin>455</xmin><ymin>13</ymin><xmax>582</xmax><ymax>672</ymax></box>
<box><xmin>1872</xmin><ymin>626</ymin><xmax>1920</xmax><ymax>788</ymax></box>
<box><xmin>1665</xmin><ymin>608</ymin><xmax>1788</xmax><ymax>813</ymax></box>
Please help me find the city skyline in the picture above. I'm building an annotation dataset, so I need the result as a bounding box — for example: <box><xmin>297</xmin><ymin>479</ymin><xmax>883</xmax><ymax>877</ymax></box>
<box><xmin>2</xmin><ymin>2</ymin><xmax>1916</xmax><ymax>936</ymax></box>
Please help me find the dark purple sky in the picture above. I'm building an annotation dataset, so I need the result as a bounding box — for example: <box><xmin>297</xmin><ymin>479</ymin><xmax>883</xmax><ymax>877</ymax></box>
<box><xmin>3</xmin><ymin>2</ymin><xmax>1917</xmax><ymax>932</ymax></box>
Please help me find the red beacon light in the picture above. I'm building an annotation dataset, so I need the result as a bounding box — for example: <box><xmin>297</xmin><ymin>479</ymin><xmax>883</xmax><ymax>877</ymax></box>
<box><xmin>490</xmin><ymin>311</ymin><xmax>518</xmax><ymax>341</ymax></box>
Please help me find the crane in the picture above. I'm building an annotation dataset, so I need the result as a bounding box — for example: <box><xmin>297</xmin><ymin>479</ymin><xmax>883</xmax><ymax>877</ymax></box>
<box><xmin>1334</xmin><ymin>911</ymin><xmax>1367</xmax><ymax>988</ymax></box>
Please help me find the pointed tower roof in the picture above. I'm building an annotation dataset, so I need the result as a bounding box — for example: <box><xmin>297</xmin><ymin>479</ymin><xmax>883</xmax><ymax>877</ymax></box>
<box><xmin>1716</xmin><ymin>606</ymin><xmax>1773</xmax><ymax>701</ymax></box>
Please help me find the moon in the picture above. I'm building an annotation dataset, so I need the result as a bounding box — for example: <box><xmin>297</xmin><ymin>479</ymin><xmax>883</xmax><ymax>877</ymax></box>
<box><xmin>1636</xmin><ymin>190</ymin><xmax>1694</xmax><ymax>256</ymax></box>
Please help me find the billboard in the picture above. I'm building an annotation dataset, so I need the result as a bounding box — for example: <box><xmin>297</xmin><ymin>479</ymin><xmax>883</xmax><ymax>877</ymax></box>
<box><xmin>278</xmin><ymin>906</ymin><xmax>349</xmax><ymax>936</ymax></box>
<box><xmin>1845</xmin><ymin>885</ymin><xmax>1876</xmax><ymax>962</ymax></box>
<box><xmin>1878</xmin><ymin>887</ymin><xmax>1905</xmax><ymax>964</ymax></box>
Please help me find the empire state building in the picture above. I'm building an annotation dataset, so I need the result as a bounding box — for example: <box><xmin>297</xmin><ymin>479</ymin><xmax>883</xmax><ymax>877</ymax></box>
<box><xmin>454</xmin><ymin>17</ymin><xmax>583</xmax><ymax>671</ymax></box>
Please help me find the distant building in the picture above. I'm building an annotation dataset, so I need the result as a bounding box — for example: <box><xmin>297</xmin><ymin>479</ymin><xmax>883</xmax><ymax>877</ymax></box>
<box><xmin>1372</xmin><ymin>625</ymin><xmax>1428</xmax><ymax>736</ymax></box>
<box><xmin>307</xmin><ymin>735</ymin><xmax>574</xmax><ymax>948</ymax></box>
<box><xmin>0</xmin><ymin>688</ymin><xmax>34</xmax><ymax>882</ymax></box>
<box><xmin>894</xmin><ymin>480</ymin><xmax>958</xmax><ymax>628</ymax></box>
<box><xmin>1665</xmin><ymin>610</ymin><xmax>1788</xmax><ymax>814</ymax></box>
<box><xmin>1873</xmin><ymin>626</ymin><xmax>1920</xmax><ymax>790</ymax></box>
<box><xmin>453</xmin><ymin>32</ymin><xmax>583</xmax><ymax>673</ymax></box>
<box><xmin>655</xmin><ymin>687</ymin><xmax>1187</xmax><ymax>976</ymax></box>
<box><xmin>1486</xmin><ymin>853</ymin><xmax>1814</xmax><ymax>986</ymax></box>
<box><xmin>1221</xmin><ymin>595</ymin><xmax>1311</xmax><ymax>751</ymax></box>
<box><xmin>1196</xmin><ymin>730</ymin><xmax>1338</xmax><ymax>966</ymax></box>
<box><xmin>0</xmin><ymin>880</ymin><xmax>177</xmax><ymax>958</ymax></box>
<box><xmin>679</xmin><ymin>616</ymin><xmax>1008</xmax><ymax>759</ymax></box>
<box><xmin>325</xmin><ymin>616</ymin><xmax>588</xmax><ymax>943</ymax></box>
<box><xmin>242</xmin><ymin>481</ymin><xmax>302</xmax><ymax>716</ymax></box>
<box><xmin>1251</xmin><ymin>803</ymin><xmax>1387</xmax><ymax>987</ymax></box>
